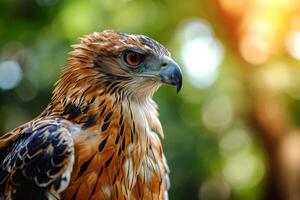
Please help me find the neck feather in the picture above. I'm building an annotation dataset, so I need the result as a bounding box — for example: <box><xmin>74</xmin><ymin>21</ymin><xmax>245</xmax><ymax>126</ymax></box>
<box><xmin>42</xmin><ymin>86</ymin><xmax>163</xmax><ymax>138</ymax></box>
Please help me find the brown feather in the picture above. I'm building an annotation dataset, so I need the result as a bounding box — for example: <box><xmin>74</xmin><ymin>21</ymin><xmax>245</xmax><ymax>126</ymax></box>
<box><xmin>0</xmin><ymin>30</ymin><xmax>173</xmax><ymax>200</ymax></box>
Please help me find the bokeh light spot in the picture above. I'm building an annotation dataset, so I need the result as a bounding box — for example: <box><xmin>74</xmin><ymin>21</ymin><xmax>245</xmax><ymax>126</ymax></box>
<box><xmin>286</xmin><ymin>31</ymin><xmax>300</xmax><ymax>60</ymax></box>
<box><xmin>0</xmin><ymin>60</ymin><xmax>23</xmax><ymax>90</ymax></box>
<box><xmin>202</xmin><ymin>96</ymin><xmax>233</xmax><ymax>132</ymax></box>
<box><xmin>239</xmin><ymin>34</ymin><xmax>270</xmax><ymax>65</ymax></box>
<box><xmin>255</xmin><ymin>62</ymin><xmax>291</xmax><ymax>92</ymax></box>
<box><xmin>219</xmin><ymin>127</ymin><xmax>252</xmax><ymax>156</ymax></box>
<box><xmin>223</xmin><ymin>154</ymin><xmax>265</xmax><ymax>189</ymax></box>
<box><xmin>179</xmin><ymin>20</ymin><xmax>224</xmax><ymax>88</ymax></box>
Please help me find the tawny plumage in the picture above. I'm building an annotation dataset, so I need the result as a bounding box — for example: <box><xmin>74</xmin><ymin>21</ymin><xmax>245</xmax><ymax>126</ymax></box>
<box><xmin>0</xmin><ymin>30</ymin><xmax>182</xmax><ymax>200</ymax></box>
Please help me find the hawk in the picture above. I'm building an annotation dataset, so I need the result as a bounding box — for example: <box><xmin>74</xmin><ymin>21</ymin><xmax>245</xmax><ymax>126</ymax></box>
<box><xmin>0</xmin><ymin>30</ymin><xmax>182</xmax><ymax>200</ymax></box>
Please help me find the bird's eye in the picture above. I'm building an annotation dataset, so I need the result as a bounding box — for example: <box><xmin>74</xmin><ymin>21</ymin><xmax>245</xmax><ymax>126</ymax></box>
<box><xmin>123</xmin><ymin>51</ymin><xmax>144</xmax><ymax>67</ymax></box>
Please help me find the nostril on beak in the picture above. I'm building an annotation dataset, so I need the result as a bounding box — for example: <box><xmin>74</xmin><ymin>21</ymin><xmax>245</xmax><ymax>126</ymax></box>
<box><xmin>161</xmin><ymin>62</ymin><xmax>168</xmax><ymax>67</ymax></box>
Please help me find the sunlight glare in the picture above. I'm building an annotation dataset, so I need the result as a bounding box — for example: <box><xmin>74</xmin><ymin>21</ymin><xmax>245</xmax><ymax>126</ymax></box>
<box><xmin>286</xmin><ymin>31</ymin><xmax>300</xmax><ymax>60</ymax></box>
<box><xmin>179</xmin><ymin>20</ymin><xmax>224</xmax><ymax>88</ymax></box>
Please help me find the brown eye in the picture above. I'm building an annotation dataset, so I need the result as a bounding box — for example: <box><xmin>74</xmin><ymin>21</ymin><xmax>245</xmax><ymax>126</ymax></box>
<box><xmin>124</xmin><ymin>51</ymin><xmax>143</xmax><ymax>67</ymax></box>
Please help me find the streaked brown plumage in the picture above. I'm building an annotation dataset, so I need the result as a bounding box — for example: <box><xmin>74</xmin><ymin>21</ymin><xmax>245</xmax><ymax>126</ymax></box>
<box><xmin>0</xmin><ymin>30</ymin><xmax>182</xmax><ymax>200</ymax></box>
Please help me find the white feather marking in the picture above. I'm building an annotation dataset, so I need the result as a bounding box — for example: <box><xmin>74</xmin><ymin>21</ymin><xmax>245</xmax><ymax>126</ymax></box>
<box><xmin>123</xmin><ymin>158</ymin><xmax>136</xmax><ymax>192</ymax></box>
<box><xmin>101</xmin><ymin>185</ymin><xmax>112</xmax><ymax>198</ymax></box>
<box><xmin>57</xmin><ymin>152</ymin><xmax>74</xmax><ymax>192</ymax></box>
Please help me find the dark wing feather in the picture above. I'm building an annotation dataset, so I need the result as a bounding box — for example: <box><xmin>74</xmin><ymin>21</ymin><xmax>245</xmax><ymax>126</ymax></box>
<box><xmin>0</xmin><ymin>119</ymin><xmax>74</xmax><ymax>200</ymax></box>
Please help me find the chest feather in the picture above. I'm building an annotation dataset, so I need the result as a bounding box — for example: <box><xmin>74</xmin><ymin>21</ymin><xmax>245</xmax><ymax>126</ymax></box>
<box><xmin>62</xmin><ymin>101</ymin><xmax>167</xmax><ymax>200</ymax></box>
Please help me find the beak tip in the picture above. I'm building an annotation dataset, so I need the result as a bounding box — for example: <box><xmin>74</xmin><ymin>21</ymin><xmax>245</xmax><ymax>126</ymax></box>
<box><xmin>176</xmin><ymin>81</ymin><xmax>182</xmax><ymax>93</ymax></box>
<box><xmin>159</xmin><ymin>57</ymin><xmax>183</xmax><ymax>93</ymax></box>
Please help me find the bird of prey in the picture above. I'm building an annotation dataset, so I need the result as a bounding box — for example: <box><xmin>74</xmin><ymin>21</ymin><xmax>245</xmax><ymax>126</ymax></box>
<box><xmin>0</xmin><ymin>30</ymin><xmax>182</xmax><ymax>200</ymax></box>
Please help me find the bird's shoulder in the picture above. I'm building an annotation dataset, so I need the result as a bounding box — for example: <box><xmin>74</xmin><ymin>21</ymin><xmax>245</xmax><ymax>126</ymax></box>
<box><xmin>0</xmin><ymin>117</ymin><xmax>75</xmax><ymax>199</ymax></box>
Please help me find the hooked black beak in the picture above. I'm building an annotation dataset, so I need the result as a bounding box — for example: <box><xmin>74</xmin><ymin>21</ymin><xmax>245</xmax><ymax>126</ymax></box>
<box><xmin>159</xmin><ymin>57</ymin><xmax>183</xmax><ymax>93</ymax></box>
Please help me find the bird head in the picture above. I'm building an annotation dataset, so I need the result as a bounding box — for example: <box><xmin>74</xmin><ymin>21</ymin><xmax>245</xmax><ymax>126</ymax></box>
<box><xmin>53</xmin><ymin>30</ymin><xmax>182</xmax><ymax>102</ymax></box>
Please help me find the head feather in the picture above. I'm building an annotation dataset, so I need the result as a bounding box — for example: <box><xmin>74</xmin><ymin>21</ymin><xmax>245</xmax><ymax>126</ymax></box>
<box><xmin>51</xmin><ymin>30</ymin><xmax>169</xmax><ymax>106</ymax></box>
